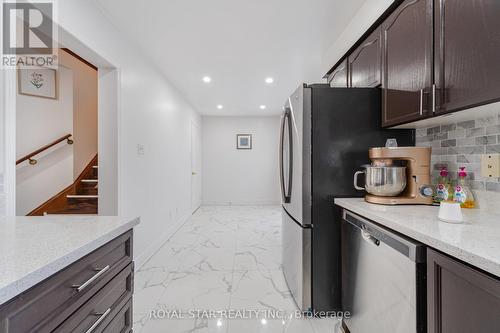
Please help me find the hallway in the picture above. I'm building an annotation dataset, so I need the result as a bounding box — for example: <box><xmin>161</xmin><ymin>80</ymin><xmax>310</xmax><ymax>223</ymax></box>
<box><xmin>133</xmin><ymin>206</ymin><xmax>341</xmax><ymax>332</ymax></box>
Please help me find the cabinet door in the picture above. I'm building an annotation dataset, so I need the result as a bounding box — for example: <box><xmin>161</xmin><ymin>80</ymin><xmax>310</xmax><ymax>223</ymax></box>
<box><xmin>434</xmin><ymin>0</ymin><xmax>500</xmax><ymax>114</ymax></box>
<box><xmin>328</xmin><ymin>59</ymin><xmax>348</xmax><ymax>87</ymax></box>
<box><xmin>381</xmin><ymin>0</ymin><xmax>433</xmax><ymax>127</ymax></box>
<box><xmin>428</xmin><ymin>249</ymin><xmax>500</xmax><ymax>333</ymax></box>
<box><xmin>349</xmin><ymin>28</ymin><xmax>382</xmax><ymax>88</ymax></box>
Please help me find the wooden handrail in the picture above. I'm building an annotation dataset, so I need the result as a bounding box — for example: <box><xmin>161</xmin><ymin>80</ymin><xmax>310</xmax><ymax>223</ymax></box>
<box><xmin>16</xmin><ymin>134</ymin><xmax>74</xmax><ymax>165</ymax></box>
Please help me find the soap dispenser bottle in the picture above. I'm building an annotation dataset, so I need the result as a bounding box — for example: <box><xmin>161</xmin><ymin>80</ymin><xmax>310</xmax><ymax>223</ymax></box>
<box><xmin>453</xmin><ymin>167</ymin><xmax>475</xmax><ymax>208</ymax></box>
<box><xmin>435</xmin><ymin>167</ymin><xmax>452</xmax><ymax>203</ymax></box>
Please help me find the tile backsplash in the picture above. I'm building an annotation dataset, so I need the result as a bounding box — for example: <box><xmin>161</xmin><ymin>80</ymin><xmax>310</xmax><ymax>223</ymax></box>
<box><xmin>415</xmin><ymin>113</ymin><xmax>500</xmax><ymax>192</ymax></box>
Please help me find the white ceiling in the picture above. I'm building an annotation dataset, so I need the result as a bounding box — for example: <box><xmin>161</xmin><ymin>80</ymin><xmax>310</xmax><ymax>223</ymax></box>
<box><xmin>93</xmin><ymin>0</ymin><xmax>365</xmax><ymax>116</ymax></box>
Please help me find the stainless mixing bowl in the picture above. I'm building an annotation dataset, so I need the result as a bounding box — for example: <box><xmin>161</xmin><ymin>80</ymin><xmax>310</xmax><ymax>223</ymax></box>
<box><xmin>354</xmin><ymin>166</ymin><xmax>407</xmax><ymax>197</ymax></box>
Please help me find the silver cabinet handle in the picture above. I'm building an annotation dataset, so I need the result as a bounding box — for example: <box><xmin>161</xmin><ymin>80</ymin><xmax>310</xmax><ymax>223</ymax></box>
<box><xmin>432</xmin><ymin>84</ymin><xmax>436</xmax><ymax>113</ymax></box>
<box><xmin>419</xmin><ymin>88</ymin><xmax>424</xmax><ymax>116</ymax></box>
<box><xmin>72</xmin><ymin>265</ymin><xmax>110</xmax><ymax>292</ymax></box>
<box><xmin>85</xmin><ymin>308</ymin><xmax>112</xmax><ymax>333</ymax></box>
<box><xmin>353</xmin><ymin>171</ymin><xmax>365</xmax><ymax>191</ymax></box>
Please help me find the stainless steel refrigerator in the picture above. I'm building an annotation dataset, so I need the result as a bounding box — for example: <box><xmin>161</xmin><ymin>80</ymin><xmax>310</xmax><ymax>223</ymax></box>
<box><xmin>279</xmin><ymin>84</ymin><xmax>415</xmax><ymax>312</ymax></box>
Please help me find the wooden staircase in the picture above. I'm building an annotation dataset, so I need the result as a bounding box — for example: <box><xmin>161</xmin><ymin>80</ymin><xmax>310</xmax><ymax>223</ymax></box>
<box><xmin>28</xmin><ymin>156</ymin><xmax>99</xmax><ymax>216</ymax></box>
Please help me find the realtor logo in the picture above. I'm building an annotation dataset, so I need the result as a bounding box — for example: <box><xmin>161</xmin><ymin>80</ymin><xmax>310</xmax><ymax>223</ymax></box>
<box><xmin>2</xmin><ymin>1</ymin><xmax>57</xmax><ymax>68</ymax></box>
<box><xmin>3</xmin><ymin>1</ymin><xmax>53</xmax><ymax>54</ymax></box>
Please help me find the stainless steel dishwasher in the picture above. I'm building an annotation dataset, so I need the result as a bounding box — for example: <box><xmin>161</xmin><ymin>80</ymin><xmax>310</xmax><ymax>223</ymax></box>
<box><xmin>341</xmin><ymin>210</ymin><xmax>426</xmax><ymax>333</ymax></box>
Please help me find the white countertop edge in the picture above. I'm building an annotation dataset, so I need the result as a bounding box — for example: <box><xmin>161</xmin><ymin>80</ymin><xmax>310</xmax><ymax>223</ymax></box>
<box><xmin>0</xmin><ymin>217</ymin><xmax>140</xmax><ymax>305</ymax></box>
<box><xmin>334</xmin><ymin>199</ymin><xmax>500</xmax><ymax>278</ymax></box>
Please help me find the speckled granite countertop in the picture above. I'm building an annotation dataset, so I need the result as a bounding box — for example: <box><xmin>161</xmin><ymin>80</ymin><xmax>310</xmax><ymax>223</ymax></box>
<box><xmin>0</xmin><ymin>215</ymin><xmax>139</xmax><ymax>305</ymax></box>
<box><xmin>335</xmin><ymin>198</ymin><xmax>500</xmax><ymax>277</ymax></box>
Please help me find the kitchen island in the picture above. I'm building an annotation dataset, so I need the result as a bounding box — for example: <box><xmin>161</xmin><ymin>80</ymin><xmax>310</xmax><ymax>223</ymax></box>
<box><xmin>0</xmin><ymin>215</ymin><xmax>139</xmax><ymax>332</ymax></box>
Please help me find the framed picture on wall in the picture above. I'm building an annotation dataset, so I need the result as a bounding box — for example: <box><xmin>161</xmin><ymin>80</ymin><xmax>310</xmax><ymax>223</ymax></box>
<box><xmin>18</xmin><ymin>68</ymin><xmax>57</xmax><ymax>99</ymax></box>
<box><xmin>237</xmin><ymin>134</ymin><xmax>252</xmax><ymax>149</ymax></box>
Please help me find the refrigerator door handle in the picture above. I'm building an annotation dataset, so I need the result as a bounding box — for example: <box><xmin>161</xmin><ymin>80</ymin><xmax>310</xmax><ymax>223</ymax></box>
<box><xmin>279</xmin><ymin>111</ymin><xmax>286</xmax><ymax>203</ymax></box>
<box><xmin>279</xmin><ymin>108</ymin><xmax>293</xmax><ymax>203</ymax></box>
<box><xmin>283</xmin><ymin>108</ymin><xmax>293</xmax><ymax>203</ymax></box>
<box><xmin>286</xmin><ymin>109</ymin><xmax>293</xmax><ymax>201</ymax></box>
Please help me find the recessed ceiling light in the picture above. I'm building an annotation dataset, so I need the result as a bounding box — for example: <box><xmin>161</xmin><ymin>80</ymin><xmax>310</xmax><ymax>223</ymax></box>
<box><xmin>265</xmin><ymin>77</ymin><xmax>274</xmax><ymax>84</ymax></box>
<box><xmin>202</xmin><ymin>76</ymin><xmax>211</xmax><ymax>83</ymax></box>
<box><xmin>217</xmin><ymin>104</ymin><xmax>223</xmax><ymax>109</ymax></box>
<box><xmin>259</xmin><ymin>105</ymin><xmax>266</xmax><ymax>110</ymax></box>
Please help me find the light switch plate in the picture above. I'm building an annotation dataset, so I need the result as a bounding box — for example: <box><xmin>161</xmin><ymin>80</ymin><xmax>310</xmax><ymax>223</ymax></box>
<box><xmin>137</xmin><ymin>144</ymin><xmax>145</xmax><ymax>156</ymax></box>
<box><xmin>481</xmin><ymin>154</ymin><xmax>500</xmax><ymax>178</ymax></box>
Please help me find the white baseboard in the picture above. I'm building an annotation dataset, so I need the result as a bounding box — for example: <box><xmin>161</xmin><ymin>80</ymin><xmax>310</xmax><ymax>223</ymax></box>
<box><xmin>202</xmin><ymin>200</ymin><xmax>280</xmax><ymax>206</ymax></box>
<box><xmin>134</xmin><ymin>211</ymin><xmax>192</xmax><ymax>269</ymax></box>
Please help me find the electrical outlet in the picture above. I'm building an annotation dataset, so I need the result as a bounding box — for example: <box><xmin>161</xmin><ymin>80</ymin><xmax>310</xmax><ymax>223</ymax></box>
<box><xmin>481</xmin><ymin>154</ymin><xmax>500</xmax><ymax>178</ymax></box>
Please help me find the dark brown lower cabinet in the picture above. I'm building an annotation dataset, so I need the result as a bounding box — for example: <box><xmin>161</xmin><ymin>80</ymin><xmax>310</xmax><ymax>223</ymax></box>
<box><xmin>101</xmin><ymin>299</ymin><xmax>132</xmax><ymax>333</ymax></box>
<box><xmin>53</xmin><ymin>263</ymin><xmax>133</xmax><ymax>333</ymax></box>
<box><xmin>0</xmin><ymin>230</ymin><xmax>134</xmax><ymax>333</ymax></box>
<box><xmin>427</xmin><ymin>249</ymin><xmax>500</xmax><ymax>333</ymax></box>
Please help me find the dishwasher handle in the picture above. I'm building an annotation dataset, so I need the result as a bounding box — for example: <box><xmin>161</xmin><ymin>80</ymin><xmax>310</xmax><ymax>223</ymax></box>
<box><xmin>361</xmin><ymin>230</ymin><xmax>380</xmax><ymax>246</ymax></box>
<box><xmin>343</xmin><ymin>210</ymin><xmax>426</xmax><ymax>263</ymax></box>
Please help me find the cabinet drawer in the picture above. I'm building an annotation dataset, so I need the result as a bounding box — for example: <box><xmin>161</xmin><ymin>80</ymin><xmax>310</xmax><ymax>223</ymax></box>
<box><xmin>101</xmin><ymin>299</ymin><xmax>132</xmax><ymax>333</ymax></box>
<box><xmin>53</xmin><ymin>263</ymin><xmax>133</xmax><ymax>333</ymax></box>
<box><xmin>0</xmin><ymin>231</ymin><xmax>132</xmax><ymax>333</ymax></box>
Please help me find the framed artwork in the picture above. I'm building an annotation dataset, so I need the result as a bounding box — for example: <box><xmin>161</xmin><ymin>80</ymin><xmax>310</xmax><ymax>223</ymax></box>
<box><xmin>237</xmin><ymin>134</ymin><xmax>252</xmax><ymax>149</ymax></box>
<box><xmin>18</xmin><ymin>68</ymin><xmax>57</xmax><ymax>99</ymax></box>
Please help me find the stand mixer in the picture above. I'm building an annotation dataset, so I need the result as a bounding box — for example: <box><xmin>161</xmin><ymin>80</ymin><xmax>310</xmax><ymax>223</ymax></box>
<box><xmin>354</xmin><ymin>146</ymin><xmax>434</xmax><ymax>205</ymax></box>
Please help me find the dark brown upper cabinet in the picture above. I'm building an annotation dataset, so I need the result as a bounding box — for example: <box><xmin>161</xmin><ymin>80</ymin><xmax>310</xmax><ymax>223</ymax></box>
<box><xmin>326</xmin><ymin>0</ymin><xmax>500</xmax><ymax>127</ymax></box>
<box><xmin>348</xmin><ymin>28</ymin><xmax>382</xmax><ymax>88</ymax></box>
<box><xmin>427</xmin><ymin>249</ymin><xmax>500</xmax><ymax>333</ymax></box>
<box><xmin>434</xmin><ymin>0</ymin><xmax>500</xmax><ymax>114</ymax></box>
<box><xmin>328</xmin><ymin>59</ymin><xmax>348</xmax><ymax>88</ymax></box>
<box><xmin>381</xmin><ymin>0</ymin><xmax>433</xmax><ymax>127</ymax></box>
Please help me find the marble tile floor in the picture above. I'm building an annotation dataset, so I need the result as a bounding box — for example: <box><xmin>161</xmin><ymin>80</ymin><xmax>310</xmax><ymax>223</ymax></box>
<box><xmin>134</xmin><ymin>206</ymin><xmax>342</xmax><ymax>333</ymax></box>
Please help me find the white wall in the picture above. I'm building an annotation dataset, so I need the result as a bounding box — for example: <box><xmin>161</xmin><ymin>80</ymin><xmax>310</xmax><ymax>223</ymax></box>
<box><xmin>97</xmin><ymin>68</ymin><xmax>119</xmax><ymax>215</ymax></box>
<box><xmin>0</xmin><ymin>67</ymin><xmax>6</xmax><ymax>216</ymax></box>
<box><xmin>59</xmin><ymin>50</ymin><xmax>98</xmax><ymax>179</ymax></box>
<box><xmin>1</xmin><ymin>69</ymin><xmax>16</xmax><ymax>216</ymax></box>
<box><xmin>53</xmin><ymin>0</ymin><xmax>201</xmax><ymax>267</ymax></box>
<box><xmin>16</xmin><ymin>67</ymin><xmax>74</xmax><ymax>215</ymax></box>
<box><xmin>202</xmin><ymin>116</ymin><xmax>281</xmax><ymax>206</ymax></box>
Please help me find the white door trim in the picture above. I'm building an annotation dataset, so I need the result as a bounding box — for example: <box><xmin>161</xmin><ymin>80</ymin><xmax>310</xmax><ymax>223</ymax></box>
<box><xmin>3</xmin><ymin>22</ymin><xmax>122</xmax><ymax>216</ymax></box>
<box><xmin>3</xmin><ymin>68</ymin><xmax>16</xmax><ymax>216</ymax></box>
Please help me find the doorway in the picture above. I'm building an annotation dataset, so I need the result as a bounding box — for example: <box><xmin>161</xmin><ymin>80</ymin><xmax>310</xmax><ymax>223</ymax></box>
<box><xmin>191</xmin><ymin>120</ymin><xmax>202</xmax><ymax>213</ymax></box>
<box><xmin>3</xmin><ymin>26</ymin><xmax>120</xmax><ymax>216</ymax></box>
<box><xmin>15</xmin><ymin>49</ymin><xmax>99</xmax><ymax>216</ymax></box>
